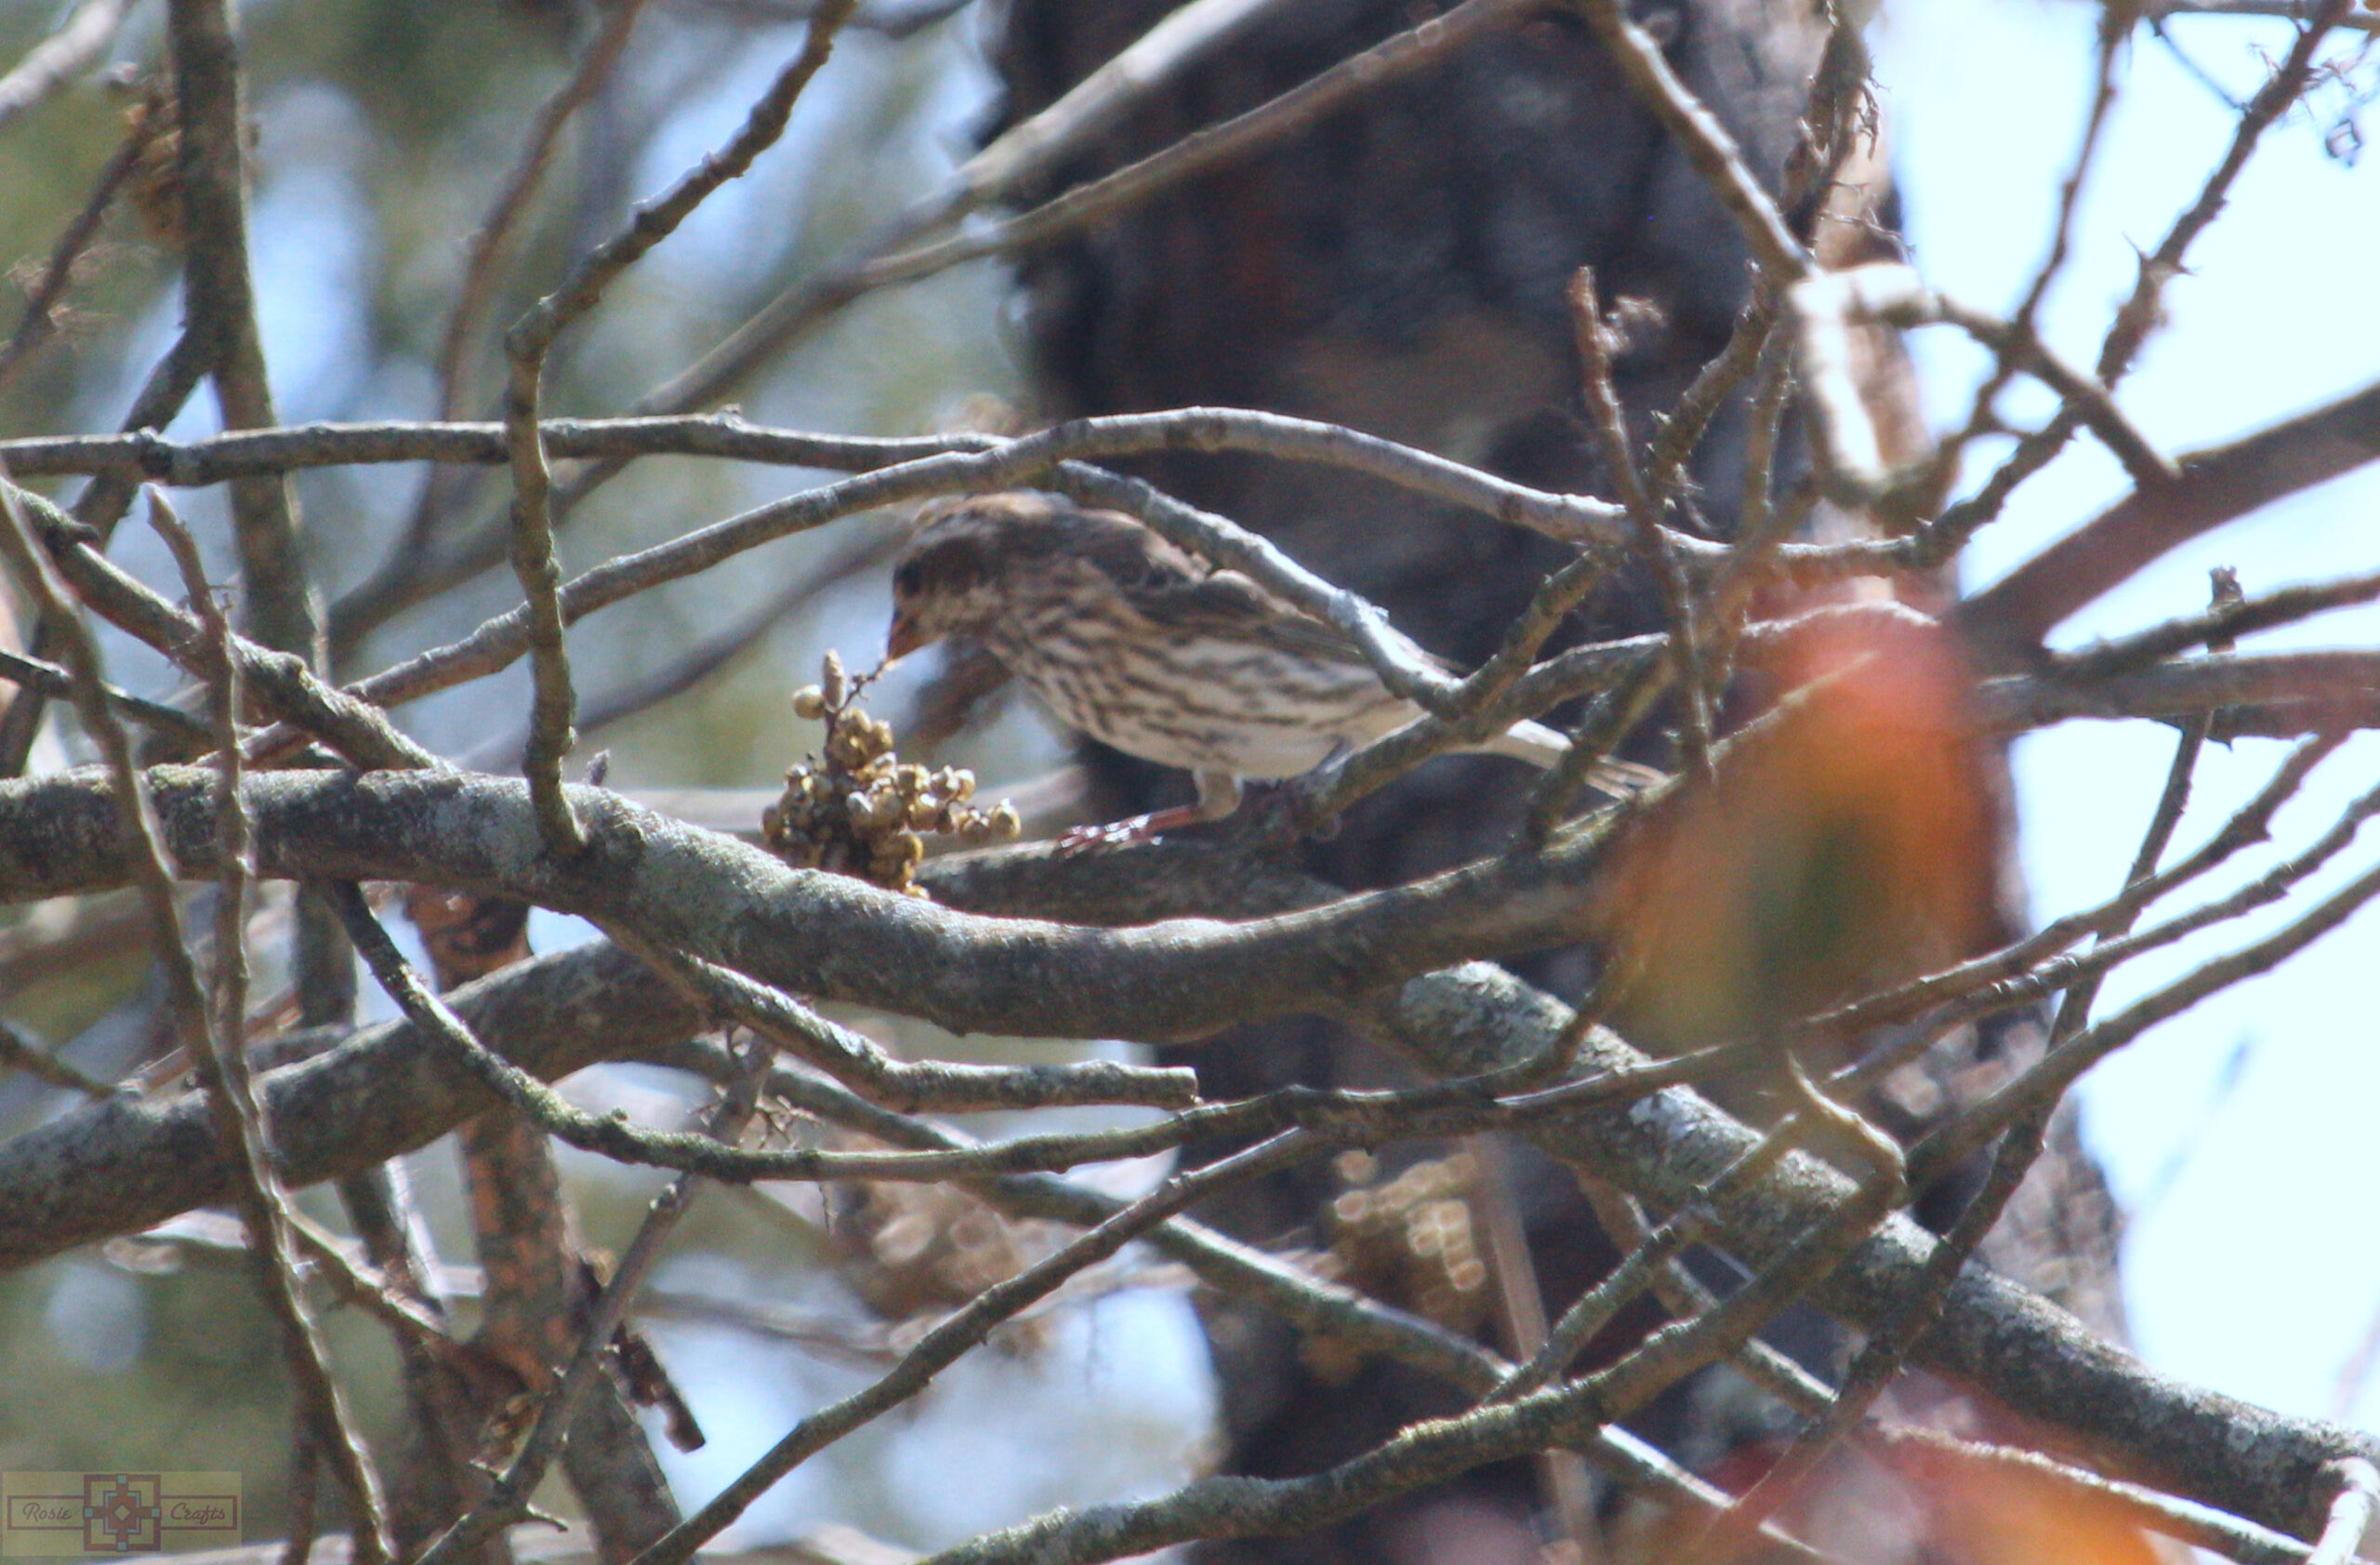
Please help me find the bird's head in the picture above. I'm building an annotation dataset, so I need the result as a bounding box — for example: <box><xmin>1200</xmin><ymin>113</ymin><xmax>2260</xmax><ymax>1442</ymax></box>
<box><xmin>885</xmin><ymin>493</ymin><xmax>1057</xmax><ymax>661</ymax></box>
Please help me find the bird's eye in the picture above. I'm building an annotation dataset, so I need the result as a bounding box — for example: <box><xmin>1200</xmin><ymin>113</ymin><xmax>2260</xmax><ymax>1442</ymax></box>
<box><xmin>892</xmin><ymin>562</ymin><xmax>923</xmax><ymax>599</ymax></box>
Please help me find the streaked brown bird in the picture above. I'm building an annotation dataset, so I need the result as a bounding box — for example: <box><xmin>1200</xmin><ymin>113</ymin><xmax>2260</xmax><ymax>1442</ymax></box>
<box><xmin>885</xmin><ymin>491</ymin><xmax>1648</xmax><ymax>844</ymax></box>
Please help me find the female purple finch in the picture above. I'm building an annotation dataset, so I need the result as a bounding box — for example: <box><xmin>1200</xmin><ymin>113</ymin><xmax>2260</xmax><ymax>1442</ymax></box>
<box><xmin>885</xmin><ymin>492</ymin><xmax>1646</xmax><ymax>844</ymax></box>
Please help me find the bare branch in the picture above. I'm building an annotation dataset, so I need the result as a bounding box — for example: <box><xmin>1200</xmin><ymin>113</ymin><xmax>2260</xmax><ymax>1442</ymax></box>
<box><xmin>6</xmin><ymin>842</ymin><xmax>2376</xmax><ymax>1540</ymax></box>
<box><xmin>1572</xmin><ymin>267</ymin><xmax>1713</xmax><ymax>771</ymax></box>
<box><xmin>168</xmin><ymin>0</ymin><xmax>318</xmax><ymax>665</ymax></box>
<box><xmin>2136</xmin><ymin>0</ymin><xmax>2380</xmax><ymax>29</ymax></box>
<box><xmin>0</xmin><ymin>0</ymin><xmax>135</xmax><ymax>129</ymax></box>
<box><xmin>1974</xmin><ymin>650</ymin><xmax>2380</xmax><ymax>736</ymax></box>
<box><xmin>633</xmin><ymin>1128</ymin><xmax>1326</xmax><ymax>1565</ymax></box>
<box><xmin>1567</xmin><ymin>0</ymin><xmax>1810</xmax><ymax>281</ymax></box>
<box><xmin>0</xmin><ymin>102</ymin><xmax>150</xmax><ymax>391</ymax></box>
<box><xmin>2308</xmin><ymin>1459</ymin><xmax>2380</xmax><ymax>1565</ymax></box>
<box><xmin>411</xmin><ymin>1041</ymin><xmax>768</xmax><ymax>1565</ymax></box>
<box><xmin>499</xmin><ymin>0</ymin><xmax>860</xmax><ymax>853</ymax></box>
<box><xmin>1960</xmin><ymin>374</ymin><xmax>2380</xmax><ymax>659</ymax></box>
<box><xmin>1791</xmin><ymin>262</ymin><xmax>2175</xmax><ymax>502</ymax></box>
<box><xmin>0</xmin><ymin>478</ymin><xmax>438</xmax><ymax>768</ymax></box>
<box><xmin>1926</xmin><ymin>0</ymin><xmax>2358</xmax><ymax>555</ymax></box>
<box><xmin>0</xmin><ymin>327</ymin><xmax>213</xmax><ymax>777</ymax></box>
<box><xmin>0</xmin><ymin>1013</ymin><xmax>112</xmax><ymax>1096</ymax></box>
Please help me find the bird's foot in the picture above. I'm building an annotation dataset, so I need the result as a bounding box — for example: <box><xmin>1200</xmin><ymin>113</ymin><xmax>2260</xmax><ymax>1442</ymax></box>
<box><xmin>1053</xmin><ymin>803</ymin><xmax>1210</xmax><ymax>856</ymax></box>
<box><xmin>1239</xmin><ymin>778</ymin><xmax>1338</xmax><ymax>843</ymax></box>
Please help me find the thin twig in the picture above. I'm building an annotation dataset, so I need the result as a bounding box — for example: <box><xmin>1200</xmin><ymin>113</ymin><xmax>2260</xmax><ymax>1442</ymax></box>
<box><xmin>501</xmin><ymin>0</ymin><xmax>861</xmax><ymax>855</ymax></box>
<box><xmin>149</xmin><ymin>489</ymin><xmax>395</xmax><ymax>1565</ymax></box>
<box><xmin>1</xmin><ymin>472</ymin><xmax>390</xmax><ymax>1560</ymax></box>
<box><xmin>2307</xmin><ymin>1458</ymin><xmax>2380</xmax><ymax>1565</ymax></box>
<box><xmin>1791</xmin><ymin>264</ymin><xmax>2175</xmax><ymax>502</ymax></box>
<box><xmin>0</xmin><ymin>327</ymin><xmax>212</xmax><ymax>778</ymax></box>
<box><xmin>1924</xmin><ymin>0</ymin><xmax>2355</xmax><ymax>559</ymax></box>
<box><xmin>412</xmin><ymin>1038</ymin><xmax>770</xmax><ymax>1565</ymax></box>
<box><xmin>383</xmin><ymin>0</ymin><xmax>650</xmax><ymax>599</ymax></box>
<box><xmin>0</xmin><ymin>1014</ymin><xmax>112</xmax><ymax>1095</ymax></box>
<box><xmin>329</xmin><ymin>0</ymin><xmax>1315</xmax><ymax>645</ymax></box>
<box><xmin>1918</xmin><ymin>0</ymin><xmax>2127</xmax><ymax>511</ymax></box>
<box><xmin>1571</xmin><ymin>267</ymin><xmax>1714</xmax><ymax>774</ymax></box>
<box><xmin>0</xmin><ymin>0</ymin><xmax>135</xmax><ymax>129</ymax></box>
<box><xmin>1811</xmin><ymin>730</ymin><xmax>2345</xmax><ymax>1056</ymax></box>
<box><xmin>904</xmin><ymin>1122</ymin><xmax>1904</xmax><ymax>1565</ymax></box>
<box><xmin>0</xmin><ymin>478</ymin><xmax>438</xmax><ymax>769</ymax></box>
<box><xmin>1868</xmin><ymin>1427</ymin><xmax>2317</xmax><ymax>1565</ymax></box>
<box><xmin>1973</xmin><ymin>649</ymin><xmax>2380</xmax><ymax>736</ymax></box>
<box><xmin>1566</xmin><ymin>0</ymin><xmax>1810</xmax><ymax>282</ymax></box>
<box><xmin>0</xmin><ymin>107</ymin><xmax>150</xmax><ymax>391</ymax></box>
<box><xmin>854</xmin><ymin>0</ymin><xmax>1549</xmax><ymax>290</ymax></box>
<box><xmin>1698</xmin><ymin>1106</ymin><xmax>2044</xmax><ymax>1549</ymax></box>
<box><xmin>471</xmin><ymin>527</ymin><xmax>890</xmax><ymax>766</ymax></box>
<box><xmin>1574</xmin><ymin>1176</ymin><xmax>1838</xmax><ymax>1422</ymax></box>
<box><xmin>615</xmin><ymin>936</ymin><xmax>1204</xmax><ymax>1115</ymax></box>
<box><xmin>1500</xmin><ymin>1066</ymin><xmax>1894</xmax><ymax>1412</ymax></box>
<box><xmin>0</xmin><ymin>645</ymin><xmax>213</xmax><ymax>749</ymax></box>
<box><xmin>168</xmin><ymin>0</ymin><xmax>318</xmax><ymax>666</ymax></box>
<box><xmin>1910</xmin><ymin>837</ymin><xmax>2380</xmax><ymax>1188</ymax></box>
<box><xmin>1465</xmin><ymin>1137</ymin><xmax>1606</xmax><ymax>1562</ymax></box>
<box><xmin>2040</xmin><ymin>563</ymin><xmax>2380</xmax><ymax>685</ymax></box>
<box><xmin>1829</xmin><ymin>760</ymin><xmax>2380</xmax><ymax>1100</ymax></box>
<box><xmin>694</xmin><ymin>1036</ymin><xmax>1519</xmax><ymax>1399</ymax></box>
<box><xmin>433</xmin><ymin>0</ymin><xmax>649</xmax><ymax>428</ymax></box>
<box><xmin>628</xmin><ymin>1127</ymin><xmax>1329</xmax><ymax>1565</ymax></box>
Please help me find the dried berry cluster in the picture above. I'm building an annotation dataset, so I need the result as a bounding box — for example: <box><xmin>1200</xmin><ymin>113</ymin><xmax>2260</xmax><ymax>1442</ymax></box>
<box><xmin>1302</xmin><ymin>1148</ymin><xmax>1491</xmax><ymax>1382</ymax></box>
<box><xmin>761</xmin><ymin>651</ymin><xmax>1020</xmax><ymax>893</ymax></box>
<box><xmin>830</xmin><ymin>1174</ymin><xmax>1052</xmax><ymax>1354</ymax></box>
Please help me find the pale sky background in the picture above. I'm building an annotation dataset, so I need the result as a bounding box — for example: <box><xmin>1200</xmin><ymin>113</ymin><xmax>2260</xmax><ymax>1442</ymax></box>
<box><xmin>1872</xmin><ymin>0</ymin><xmax>2380</xmax><ymax>1428</ymax></box>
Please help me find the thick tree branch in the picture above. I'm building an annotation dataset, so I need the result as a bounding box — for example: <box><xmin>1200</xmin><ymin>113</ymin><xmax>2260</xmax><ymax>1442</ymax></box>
<box><xmin>0</xmin><ymin>765</ymin><xmax>1626</xmax><ymax>1041</ymax></box>
<box><xmin>5</xmin><ymin>816</ymin><xmax>2374</xmax><ymax>1541</ymax></box>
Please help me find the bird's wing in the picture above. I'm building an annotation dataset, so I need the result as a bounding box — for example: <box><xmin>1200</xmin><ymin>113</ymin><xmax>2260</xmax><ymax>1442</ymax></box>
<box><xmin>1066</xmin><ymin>508</ymin><xmax>1444</xmax><ymax>671</ymax></box>
<box><xmin>1122</xmin><ymin>562</ymin><xmax>1461</xmax><ymax>675</ymax></box>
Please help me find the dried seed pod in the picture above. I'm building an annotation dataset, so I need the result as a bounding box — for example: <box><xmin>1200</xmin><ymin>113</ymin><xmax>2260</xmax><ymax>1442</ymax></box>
<box><xmin>988</xmin><ymin>802</ymin><xmax>1022</xmax><ymax>841</ymax></box>
<box><xmin>826</xmin><ymin>729</ymin><xmax>870</xmax><ymax>770</ymax></box>
<box><xmin>791</xmin><ymin>685</ymin><xmax>827</xmax><ymax>721</ymax></box>
<box><xmin>820</xmin><ymin>651</ymin><xmax>848</xmax><ymax>710</ymax></box>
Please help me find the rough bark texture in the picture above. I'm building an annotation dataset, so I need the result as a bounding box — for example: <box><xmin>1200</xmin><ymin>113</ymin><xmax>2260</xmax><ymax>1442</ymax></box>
<box><xmin>985</xmin><ymin>2</ymin><xmax>2125</xmax><ymax>1558</ymax></box>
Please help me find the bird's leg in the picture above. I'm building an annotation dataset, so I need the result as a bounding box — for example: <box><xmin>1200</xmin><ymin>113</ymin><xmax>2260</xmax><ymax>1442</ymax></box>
<box><xmin>1277</xmin><ymin>741</ymin><xmax>1353</xmax><ymax>841</ymax></box>
<box><xmin>1054</xmin><ymin>771</ymin><xmax>1243</xmax><ymax>855</ymax></box>
<box><xmin>1192</xmin><ymin>770</ymin><xmax>1244</xmax><ymax>820</ymax></box>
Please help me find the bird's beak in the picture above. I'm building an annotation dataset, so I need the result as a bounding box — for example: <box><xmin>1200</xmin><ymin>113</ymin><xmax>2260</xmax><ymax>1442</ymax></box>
<box><xmin>885</xmin><ymin>612</ymin><xmax>923</xmax><ymax>664</ymax></box>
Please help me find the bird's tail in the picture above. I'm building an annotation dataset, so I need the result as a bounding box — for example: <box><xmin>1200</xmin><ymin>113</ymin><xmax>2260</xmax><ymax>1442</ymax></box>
<box><xmin>1481</xmin><ymin>720</ymin><xmax>1665</xmax><ymax>798</ymax></box>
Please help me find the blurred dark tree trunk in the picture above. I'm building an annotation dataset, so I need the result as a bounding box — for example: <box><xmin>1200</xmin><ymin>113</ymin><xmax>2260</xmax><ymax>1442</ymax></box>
<box><xmin>987</xmin><ymin>4</ymin><xmax>2126</xmax><ymax>1559</ymax></box>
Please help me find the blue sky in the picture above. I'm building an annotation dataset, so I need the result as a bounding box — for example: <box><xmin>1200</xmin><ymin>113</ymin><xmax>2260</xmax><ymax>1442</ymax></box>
<box><xmin>1873</xmin><ymin>0</ymin><xmax>2380</xmax><ymax>1426</ymax></box>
